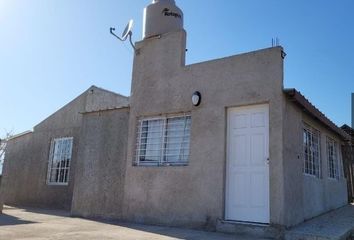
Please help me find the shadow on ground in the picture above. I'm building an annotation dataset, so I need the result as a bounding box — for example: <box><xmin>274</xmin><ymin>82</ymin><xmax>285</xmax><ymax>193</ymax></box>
<box><xmin>3</xmin><ymin>205</ymin><xmax>70</xmax><ymax>217</ymax></box>
<box><xmin>22</xmin><ymin>207</ymin><xmax>70</xmax><ymax>217</ymax></box>
<box><xmin>80</xmin><ymin>217</ymin><xmax>255</xmax><ymax>240</ymax></box>
<box><xmin>0</xmin><ymin>206</ymin><xmax>267</xmax><ymax>240</ymax></box>
<box><xmin>0</xmin><ymin>213</ymin><xmax>36</xmax><ymax>226</ymax></box>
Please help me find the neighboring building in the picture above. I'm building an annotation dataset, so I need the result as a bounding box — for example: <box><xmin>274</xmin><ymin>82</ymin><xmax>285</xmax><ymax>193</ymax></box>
<box><xmin>0</xmin><ymin>176</ymin><xmax>2</xmax><ymax>213</ymax></box>
<box><xmin>0</xmin><ymin>136</ymin><xmax>9</xmax><ymax>213</ymax></box>
<box><xmin>0</xmin><ymin>144</ymin><xmax>4</xmax><ymax>174</ymax></box>
<box><xmin>0</xmin><ymin>0</ymin><xmax>350</xmax><ymax>234</ymax></box>
<box><xmin>0</xmin><ymin>143</ymin><xmax>4</xmax><ymax>175</ymax></box>
<box><xmin>341</xmin><ymin>124</ymin><xmax>354</xmax><ymax>201</ymax></box>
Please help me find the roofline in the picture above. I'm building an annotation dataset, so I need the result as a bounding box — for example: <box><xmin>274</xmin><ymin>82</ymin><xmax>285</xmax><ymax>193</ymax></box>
<box><xmin>33</xmin><ymin>85</ymin><xmax>129</xmax><ymax>129</ymax></box>
<box><xmin>89</xmin><ymin>85</ymin><xmax>129</xmax><ymax>99</ymax></box>
<box><xmin>8</xmin><ymin>131</ymin><xmax>33</xmax><ymax>141</ymax></box>
<box><xmin>80</xmin><ymin>106</ymin><xmax>130</xmax><ymax>115</ymax></box>
<box><xmin>284</xmin><ymin>88</ymin><xmax>350</xmax><ymax>141</ymax></box>
<box><xmin>33</xmin><ymin>88</ymin><xmax>88</xmax><ymax>129</ymax></box>
<box><xmin>186</xmin><ymin>46</ymin><xmax>284</xmax><ymax>69</ymax></box>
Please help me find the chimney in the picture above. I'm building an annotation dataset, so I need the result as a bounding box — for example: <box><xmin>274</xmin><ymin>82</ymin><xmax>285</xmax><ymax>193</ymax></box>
<box><xmin>143</xmin><ymin>0</ymin><xmax>184</xmax><ymax>39</ymax></box>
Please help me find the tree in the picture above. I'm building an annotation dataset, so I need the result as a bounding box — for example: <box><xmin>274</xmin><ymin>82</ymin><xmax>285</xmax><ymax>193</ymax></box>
<box><xmin>0</xmin><ymin>132</ymin><xmax>12</xmax><ymax>175</ymax></box>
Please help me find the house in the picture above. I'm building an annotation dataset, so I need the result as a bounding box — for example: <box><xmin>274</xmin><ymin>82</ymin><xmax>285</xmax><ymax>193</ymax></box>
<box><xmin>0</xmin><ymin>0</ymin><xmax>350</xmax><ymax>233</ymax></box>
<box><xmin>341</xmin><ymin>124</ymin><xmax>354</xmax><ymax>201</ymax></box>
<box><xmin>0</xmin><ymin>178</ymin><xmax>2</xmax><ymax>213</ymax></box>
<box><xmin>0</xmin><ymin>86</ymin><xmax>129</xmax><ymax>210</ymax></box>
<box><xmin>0</xmin><ymin>140</ymin><xmax>3</xmax><ymax>213</ymax></box>
<box><xmin>0</xmin><ymin>182</ymin><xmax>1</xmax><ymax>213</ymax></box>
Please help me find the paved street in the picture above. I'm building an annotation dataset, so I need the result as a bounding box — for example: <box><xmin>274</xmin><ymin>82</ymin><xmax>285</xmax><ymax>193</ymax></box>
<box><xmin>0</xmin><ymin>206</ymin><xmax>267</xmax><ymax>240</ymax></box>
<box><xmin>4</xmin><ymin>205</ymin><xmax>353</xmax><ymax>240</ymax></box>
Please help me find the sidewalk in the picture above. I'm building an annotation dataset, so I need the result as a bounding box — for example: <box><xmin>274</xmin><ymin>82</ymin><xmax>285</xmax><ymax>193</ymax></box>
<box><xmin>285</xmin><ymin>204</ymin><xmax>354</xmax><ymax>240</ymax></box>
<box><xmin>2</xmin><ymin>205</ymin><xmax>353</xmax><ymax>240</ymax></box>
<box><xmin>0</xmin><ymin>206</ymin><xmax>270</xmax><ymax>240</ymax></box>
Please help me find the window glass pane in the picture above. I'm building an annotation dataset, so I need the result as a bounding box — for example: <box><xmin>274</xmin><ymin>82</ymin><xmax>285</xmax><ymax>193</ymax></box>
<box><xmin>136</xmin><ymin>115</ymin><xmax>191</xmax><ymax>166</ymax></box>
<box><xmin>139</xmin><ymin>119</ymin><xmax>164</xmax><ymax>163</ymax></box>
<box><xmin>327</xmin><ymin>137</ymin><xmax>339</xmax><ymax>179</ymax></box>
<box><xmin>47</xmin><ymin>137</ymin><xmax>73</xmax><ymax>184</ymax></box>
<box><xmin>50</xmin><ymin>168</ymin><xmax>58</xmax><ymax>182</ymax></box>
<box><xmin>303</xmin><ymin>125</ymin><xmax>321</xmax><ymax>178</ymax></box>
<box><xmin>164</xmin><ymin>116</ymin><xmax>191</xmax><ymax>163</ymax></box>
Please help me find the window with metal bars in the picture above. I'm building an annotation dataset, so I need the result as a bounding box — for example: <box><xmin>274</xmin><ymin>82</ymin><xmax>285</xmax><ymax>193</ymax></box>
<box><xmin>327</xmin><ymin>137</ymin><xmax>340</xmax><ymax>180</ymax></box>
<box><xmin>47</xmin><ymin>137</ymin><xmax>73</xmax><ymax>185</ymax></box>
<box><xmin>303</xmin><ymin>124</ymin><xmax>321</xmax><ymax>178</ymax></box>
<box><xmin>135</xmin><ymin>114</ymin><xmax>191</xmax><ymax>166</ymax></box>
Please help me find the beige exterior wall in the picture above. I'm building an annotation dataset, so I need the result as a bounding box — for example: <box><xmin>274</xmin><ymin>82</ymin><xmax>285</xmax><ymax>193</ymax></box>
<box><xmin>1</xmin><ymin>86</ymin><xmax>129</xmax><ymax>210</ymax></box>
<box><xmin>301</xmin><ymin>113</ymin><xmax>348</xmax><ymax>219</ymax></box>
<box><xmin>282</xmin><ymin>99</ymin><xmax>304</xmax><ymax>226</ymax></box>
<box><xmin>71</xmin><ymin>108</ymin><xmax>130</xmax><ymax>219</ymax></box>
<box><xmin>282</xmin><ymin>100</ymin><xmax>348</xmax><ymax>226</ymax></box>
<box><xmin>1</xmin><ymin>93</ymin><xmax>85</xmax><ymax>209</ymax></box>
<box><xmin>123</xmin><ymin>30</ymin><xmax>286</xmax><ymax>228</ymax></box>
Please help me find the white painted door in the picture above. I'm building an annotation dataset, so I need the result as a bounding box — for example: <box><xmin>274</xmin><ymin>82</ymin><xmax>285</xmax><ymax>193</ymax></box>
<box><xmin>225</xmin><ymin>104</ymin><xmax>270</xmax><ymax>223</ymax></box>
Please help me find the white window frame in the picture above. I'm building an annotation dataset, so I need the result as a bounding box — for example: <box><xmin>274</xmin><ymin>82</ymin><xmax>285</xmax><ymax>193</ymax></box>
<box><xmin>135</xmin><ymin>114</ymin><xmax>191</xmax><ymax>166</ymax></box>
<box><xmin>47</xmin><ymin>137</ymin><xmax>73</xmax><ymax>186</ymax></box>
<box><xmin>326</xmin><ymin>136</ymin><xmax>340</xmax><ymax>180</ymax></box>
<box><xmin>303</xmin><ymin>123</ymin><xmax>321</xmax><ymax>178</ymax></box>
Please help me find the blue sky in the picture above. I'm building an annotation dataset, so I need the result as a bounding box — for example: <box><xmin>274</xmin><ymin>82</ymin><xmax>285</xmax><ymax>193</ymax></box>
<box><xmin>0</xmin><ymin>0</ymin><xmax>353</xmax><ymax>138</ymax></box>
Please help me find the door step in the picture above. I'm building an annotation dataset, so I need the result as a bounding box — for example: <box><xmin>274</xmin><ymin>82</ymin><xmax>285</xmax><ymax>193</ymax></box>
<box><xmin>216</xmin><ymin>219</ymin><xmax>284</xmax><ymax>239</ymax></box>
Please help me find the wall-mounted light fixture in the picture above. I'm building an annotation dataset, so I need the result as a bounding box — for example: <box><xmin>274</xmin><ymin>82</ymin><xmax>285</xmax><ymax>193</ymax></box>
<box><xmin>192</xmin><ymin>91</ymin><xmax>201</xmax><ymax>106</ymax></box>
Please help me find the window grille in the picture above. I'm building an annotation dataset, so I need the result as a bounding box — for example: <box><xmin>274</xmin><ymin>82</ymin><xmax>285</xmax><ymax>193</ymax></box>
<box><xmin>135</xmin><ymin>114</ymin><xmax>191</xmax><ymax>166</ymax></box>
<box><xmin>303</xmin><ymin>124</ymin><xmax>321</xmax><ymax>178</ymax></box>
<box><xmin>47</xmin><ymin>137</ymin><xmax>73</xmax><ymax>185</ymax></box>
<box><xmin>327</xmin><ymin>137</ymin><xmax>340</xmax><ymax>179</ymax></box>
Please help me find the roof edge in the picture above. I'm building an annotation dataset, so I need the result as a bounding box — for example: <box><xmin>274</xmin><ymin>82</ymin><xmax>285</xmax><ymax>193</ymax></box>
<box><xmin>89</xmin><ymin>85</ymin><xmax>129</xmax><ymax>99</ymax></box>
<box><xmin>284</xmin><ymin>88</ymin><xmax>350</xmax><ymax>141</ymax></box>
<box><xmin>8</xmin><ymin>131</ymin><xmax>33</xmax><ymax>141</ymax></box>
<box><xmin>80</xmin><ymin>106</ymin><xmax>130</xmax><ymax>115</ymax></box>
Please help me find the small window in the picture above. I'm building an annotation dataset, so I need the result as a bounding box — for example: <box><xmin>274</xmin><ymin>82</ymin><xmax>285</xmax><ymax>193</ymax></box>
<box><xmin>135</xmin><ymin>114</ymin><xmax>191</xmax><ymax>166</ymax></box>
<box><xmin>327</xmin><ymin>137</ymin><xmax>340</xmax><ymax>180</ymax></box>
<box><xmin>303</xmin><ymin>124</ymin><xmax>321</xmax><ymax>178</ymax></box>
<box><xmin>47</xmin><ymin>137</ymin><xmax>73</xmax><ymax>185</ymax></box>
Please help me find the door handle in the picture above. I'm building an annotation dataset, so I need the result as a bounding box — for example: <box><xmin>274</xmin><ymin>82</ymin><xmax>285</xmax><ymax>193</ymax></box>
<box><xmin>266</xmin><ymin>158</ymin><xmax>270</xmax><ymax>164</ymax></box>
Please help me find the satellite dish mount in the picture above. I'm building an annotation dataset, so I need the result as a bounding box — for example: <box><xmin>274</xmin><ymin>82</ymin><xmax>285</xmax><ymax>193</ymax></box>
<box><xmin>110</xmin><ymin>19</ymin><xmax>136</xmax><ymax>51</ymax></box>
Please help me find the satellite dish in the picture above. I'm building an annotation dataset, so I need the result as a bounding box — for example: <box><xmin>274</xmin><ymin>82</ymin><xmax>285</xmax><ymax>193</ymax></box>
<box><xmin>121</xmin><ymin>19</ymin><xmax>133</xmax><ymax>41</ymax></box>
<box><xmin>110</xmin><ymin>19</ymin><xmax>136</xmax><ymax>52</ymax></box>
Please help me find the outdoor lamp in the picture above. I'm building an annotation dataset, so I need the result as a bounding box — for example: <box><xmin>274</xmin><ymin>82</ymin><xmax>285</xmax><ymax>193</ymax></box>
<box><xmin>192</xmin><ymin>91</ymin><xmax>201</xmax><ymax>106</ymax></box>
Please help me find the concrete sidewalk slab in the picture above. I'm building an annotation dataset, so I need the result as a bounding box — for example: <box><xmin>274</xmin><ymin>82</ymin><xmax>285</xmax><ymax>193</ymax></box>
<box><xmin>285</xmin><ymin>204</ymin><xmax>354</xmax><ymax>240</ymax></box>
<box><xmin>0</xmin><ymin>206</ymin><xmax>271</xmax><ymax>240</ymax></box>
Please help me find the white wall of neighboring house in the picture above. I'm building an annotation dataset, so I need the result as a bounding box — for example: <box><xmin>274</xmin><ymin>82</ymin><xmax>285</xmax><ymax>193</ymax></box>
<box><xmin>0</xmin><ymin>141</ymin><xmax>6</xmax><ymax>175</ymax></box>
<box><xmin>0</xmin><ymin>140</ymin><xmax>4</xmax><ymax>213</ymax></box>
